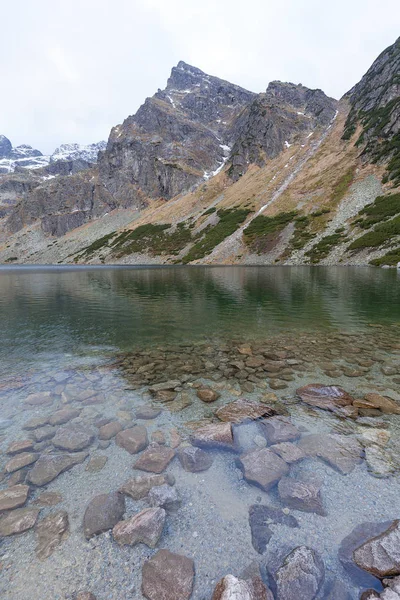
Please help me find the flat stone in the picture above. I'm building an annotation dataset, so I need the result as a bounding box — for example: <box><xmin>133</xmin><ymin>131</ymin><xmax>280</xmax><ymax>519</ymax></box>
<box><xmin>25</xmin><ymin>392</ymin><xmax>54</xmax><ymax>406</ymax></box>
<box><xmin>190</xmin><ymin>422</ymin><xmax>236</xmax><ymax>451</ymax></box>
<box><xmin>339</xmin><ymin>521</ymin><xmax>393</xmax><ymax>588</ymax></box>
<box><xmin>148</xmin><ymin>380</ymin><xmax>181</xmax><ymax>393</ymax></box>
<box><xmin>238</xmin><ymin>345</ymin><xmax>253</xmax><ymax>355</ymax></box>
<box><xmin>0</xmin><ymin>508</ymin><xmax>40</xmax><ymax>536</ymax></box>
<box><xmin>85</xmin><ymin>454</ymin><xmax>108</xmax><ymax>473</ymax></box>
<box><xmin>0</xmin><ymin>485</ymin><xmax>30</xmax><ymax>511</ymax></box>
<box><xmin>270</xmin><ymin>442</ymin><xmax>306</xmax><ymax>463</ymax></box>
<box><xmin>269</xmin><ymin>380</ymin><xmax>288</xmax><ymax>390</ymax></box>
<box><xmin>26</xmin><ymin>452</ymin><xmax>88</xmax><ymax>486</ymax></box>
<box><xmin>119</xmin><ymin>475</ymin><xmax>172</xmax><ymax>500</ymax></box>
<box><xmin>116</xmin><ymin>426</ymin><xmax>148</xmax><ymax>454</ymax></box>
<box><xmin>177</xmin><ymin>446</ymin><xmax>213</xmax><ymax>472</ymax></box>
<box><xmin>22</xmin><ymin>415</ymin><xmax>49</xmax><ymax>430</ymax></box>
<box><xmin>215</xmin><ymin>399</ymin><xmax>276</xmax><ymax>424</ymax></box>
<box><xmin>134</xmin><ymin>446</ymin><xmax>175</xmax><ymax>473</ymax></box>
<box><xmin>275</xmin><ymin>546</ymin><xmax>325</xmax><ymax>600</ymax></box>
<box><xmin>260</xmin><ymin>416</ymin><xmax>300</xmax><ymax>444</ymax></box>
<box><xmin>197</xmin><ymin>387</ymin><xmax>220</xmax><ymax>403</ymax></box>
<box><xmin>33</xmin><ymin>491</ymin><xmax>63</xmax><ymax>506</ymax></box>
<box><xmin>83</xmin><ymin>492</ymin><xmax>125</xmax><ymax>539</ymax></box>
<box><xmin>354</xmin><ymin>520</ymin><xmax>400</xmax><ymax>578</ymax></box>
<box><xmin>278</xmin><ymin>477</ymin><xmax>326</xmax><ymax>515</ymax></box>
<box><xmin>296</xmin><ymin>384</ymin><xmax>354</xmax><ymax>412</ymax></box>
<box><xmin>151</xmin><ymin>431</ymin><xmax>166</xmax><ymax>444</ymax></box>
<box><xmin>148</xmin><ymin>484</ymin><xmax>181</xmax><ymax>512</ymax></box>
<box><xmin>298</xmin><ymin>434</ymin><xmax>363</xmax><ymax>474</ymax></box>
<box><xmin>52</xmin><ymin>424</ymin><xmax>94</xmax><ymax>451</ymax></box>
<box><xmin>359</xmin><ymin>429</ymin><xmax>391</xmax><ymax>448</ymax></box>
<box><xmin>33</xmin><ymin>425</ymin><xmax>57</xmax><ymax>442</ymax></box>
<box><xmin>239</xmin><ymin>448</ymin><xmax>289</xmax><ymax>491</ymax></box>
<box><xmin>5</xmin><ymin>453</ymin><xmax>38</xmax><ymax>473</ymax></box>
<box><xmin>135</xmin><ymin>406</ymin><xmax>162</xmax><ymax>419</ymax></box>
<box><xmin>167</xmin><ymin>393</ymin><xmax>193</xmax><ymax>413</ymax></box>
<box><xmin>141</xmin><ymin>549</ymin><xmax>194</xmax><ymax>600</ymax></box>
<box><xmin>49</xmin><ymin>408</ymin><xmax>80</xmax><ymax>426</ymax></box>
<box><xmin>249</xmin><ymin>504</ymin><xmax>298</xmax><ymax>554</ymax></box>
<box><xmin>154</xmin><ymin>390</ymin><xmax>177</xmax><ymax>402</ymax></box>
<box><xmin>98</xmin><ymin>421</ymin><xmax>123</xmax><ymax>440</ymax></box>
<box><xmin>211</xmin><ymin>575</ymin><xmax>254</xmax><ymax>600</ymax></box>
<box><xmin>113</xmin><ymin>507</ymin><xmax>165</xmax><ymax>547</ymax></box>
<box><xmin>6</xmin><ymin>440</ymin><xmax>35</xmax><ymax>455</ymax></box>
<box><xmin>365</xmin><ymin>445</ymin><xmax>396</xmax><ymax>478</ymax></box>
<box><xmin>35</xmin><ymin>510</ymin><xmax>69</xmax><ymax>559</ymax></box>
<box><xmin>363</xmin><ymin>393</ymin><xmax>400</xmax><ymax>415</ymax></box>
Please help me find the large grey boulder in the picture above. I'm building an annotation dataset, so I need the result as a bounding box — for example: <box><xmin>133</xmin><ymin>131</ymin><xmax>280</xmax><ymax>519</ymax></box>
<box><xmin>274</xmin><ymin>546</ymin><xmax>325</xmax><ymax>600</ymax></box>
<box><xmin>83</xmin><ymin>492</ymin><xmax>125</xmax><ymax>539</ymax></box>
<box><xmin>239</xmin><ymin>448</ymin><xmax>289</xmax><ymax>491</ymax></box>
<box><xmin>354</xmin><ymin>520</ymin><xmax>400</xmax><ymax>578</ymax></box>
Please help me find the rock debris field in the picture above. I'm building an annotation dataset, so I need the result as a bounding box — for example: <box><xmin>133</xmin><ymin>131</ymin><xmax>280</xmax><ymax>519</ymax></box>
<box><xmin>1</xmin><ymin>325</ymin><xmax>400</xmax><ymax>599</ymax></box>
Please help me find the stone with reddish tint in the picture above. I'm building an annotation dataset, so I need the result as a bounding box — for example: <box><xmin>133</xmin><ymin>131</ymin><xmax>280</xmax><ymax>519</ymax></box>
<box><xmin>353</xmin><ymin>520</ymin><xmax>400</xmax><ymax>578</ymax></box>
<box><xmin>98</xmin><ymin>421</ymin><xmax>123</xmax><ymax>440</ymax></box>
<box><xmin>211</xmin><ymin>575</ymin><xmax>254</xmax><ymax>600</ymax></box>
<box><xmin>0</xmin><ymin>508</ymin><xmax>40</xmax><ymax>536</ymax></box>
<box><xmin>239</xmin><ymin>448</ymin><xmax>289</xmax><ymax>491</ymax></box>
<box><xmin>113</xmin><ymin>507</ymin><xmax>165</xmax><ymax>547</ymax></box>
<box><xmin>190</xmin><ymin>422</ymin><xmax>235</xmax><ymax>451</ymax></box>
<box><xmin>6</xmin><ymin>440</ymin><xmax>34</xmax><ymax>455</ymax></box>
<box><xmin>53</xmin><ymin>424</ymin><xmax>94</xmax><ymax>452</ymax></box>
<box><xmin>296</xmin><ymin>384</ymin><xmax>354</xmax><ymax>412</ymax></box>
<box><xmin>22</xmin><ymin>415</ymin><xmax>49</xmax><ymax>430</ymax></box>
<box><xmin>298</xmin><ymin>434</ymin><xmax>363</xmax><ymax>475</ymax></box>
<box><xmin>278</xmin><ymin>477</ymin><xmax>326</xmax><ymax>515</ymax></box>
<box><xmin>0</xmin><ymin>484</ymin><xmax>30</xmax><ymax>511</ymax></box>
<box><xmin>141</xmin><ymin>549</ymin><xmax>195</xmax><ymax>600</ymax></box>
<box><xmin>134</xmin><ymin>446</ymin><xmax>175</xmax><ymax>473</ymax></box>
<box><xmin>5</xmin><ymin>452</ymin><xmax>38</xmax><ymax>473</ymax></box>
<box><xmin>119</xmin><ymin>474</ymin><xmax>172</xmax><ymax>500</ymax></box>
<box><xmin>83</xmin><ymin>492</ymin><xmax>125</xmax><ymax>539</ymax></box>
<box><xmin>25</xmin><ymin>392</ymin><xmax>54</xmax><ymax>406</ymax></box>
<box><xmin>35</xmin><ymin>510</ymin><xmax>69</xmax><ymax>559</ymax></box>
<box><xmin>363</xmin><ymin>393</ymin><xmax>400</xmax><ymax>415</ymax></box>
<box><xmin>270</xmin><ymin>442</ymin><xmax>306</xmax><ymax>464</ymax></box>
<box><xmin>260</xmin><ymin>416</ymin><xmax>300</xmax><ymax>445</ymax></box>
<box><xmin>135</xmin><ymin>406</ymin><xmax>162</xmax><ymax>420</ymax></box>
<box><xmin>49</xmin><ymin>408</ymin><xmax>80</xmax><ymax>426</ymax></box>
<box><xmin>116</xmin><ymin>426</ymin><xmax>148</xmax><ymax>454</ymax></box>
<box><xmin>177</xmin><ymin>446</ymin><xmax>213</xmax><ymax>472</ymax></box>
<box><xmin>26</xmin><ymin>452</ymin><xmax>88</xmax><ymax>486</ymax></box>
<box><xmin>197</xmin><ymin>387</ymin><xmax>220</xmax><ymax>403</ymax></box>
<box><xmin>148</xmin><ymin>484</ymin><xmax>181</xmax><ymax>513</ymax></box>
<box><xmin>33</xmin><ymin>491</ymin><xmax>63</xmax><ymax>506</ymax></box>
<box><xmin>215</xmin><ymin>399</ymin><xmax>276</xmax><ymax>424</ymax></box>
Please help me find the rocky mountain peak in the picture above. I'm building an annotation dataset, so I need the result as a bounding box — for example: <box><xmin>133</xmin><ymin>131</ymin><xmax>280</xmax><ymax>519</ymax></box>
<box><xmin>0</xmin><ymin>135</ymin><xmax>12</xmax><ymax>158</ymax></box>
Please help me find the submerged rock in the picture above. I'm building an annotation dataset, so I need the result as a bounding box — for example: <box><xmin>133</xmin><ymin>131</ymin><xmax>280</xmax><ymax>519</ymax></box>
<box><xmin>239</xmin><ymin>448</ymin><xmax>289</xmax><ymax>491</ymax></box>
<box><xmin>35</xmin><ymin>510</ymin><xmax>69</xmax><ymax>559</ymax></box>
<box><xmin>148</xmin><ymin>484</ymin><xmax>181</xmax><ymax>512</ymax></box>
<box><xmin>33</xmin><ymin>491</ymin><xmax>63</xmax><ymax>506</ymax></box>
<box><xmin>141</xmin><ymin>549</ymin><xmax>195</xmax><ymax>600</ymax></box>
<box><xmin>26</xmin><ymin>452</ymin><xmax>88</xmax><ymax>486</ymax></box>
<box><xmin>196</xmin><ymin>387</ymin><xmax>220</xmax><ymax>403</ymax></box>
<box><xmin>365</xmin><ymin>445</ymin><xmax>397</xmax><ymax>478</ymax></box>
<box><xmin>0</xmin><ymin>484</ymin><xmax>30</xmax><ymax>511</ymax></box>
<box><xmin>6</xmin><ymin>440</ymin><xmax>34</xmax><ymax>455</ymax></box>
<box><xmin>113</xmin><ymin>507</ymin><xmax>165</xmax><ymax>547</ymax></box>
<box><xmin>83</xmin><ymin>492</ymin><xmax>125</xmax><ymax>539</ymax></box>
<box><xmin>0</xmin><ymin>507</ymin><xmax>40</xmax><ymax>536</ymax></box>
<box><xmin>211</xmin><ymin>575</ymin><xmax>254</xmax><ymax>599</ymax></box>
<box><xmin>52</xmin><ymin>424</ymin><xmax>94</xmax><ymax>451</ymax></box>
<box><xmin>116</xmin><ymin>426</ymin><xmax>148</xmax><ymax>454</ymax></box>
<box><xmin>298</xmin><ymin>434</ymin><xmax>363</xmax><ymax>474</ymax></box>
<box><xmin>363</xmin><ymin>393</ymin><xmax>400</xmax><ymax>415</ymax></box>
<box><xmin>119</xmin><ymin>474</ymin><xmax>172</xmax><ymax>500</ymax></box>
<box><xmin>135</xmin><ymin>406</ymin><xmax>162</xmax><ymax>419</ymax></box>
<box><xmin>278</xmin><ymin>477</ymin><xmax>326</xmax><ymax>515</ymax></box>
<box><xmin>134</xmin><ymin>446</ymin><xmax>175</xmax><ymax>473</ymax></box>
<box><xmin>296</xmin><ymin>384</ymin><xmax>354</xmax><ymax>412</ymax></box>
<box><xmin>270</xmin><ymin>442</ymin><xmax>305</xmax><ymax>463</ymax></box>
<box><xmin>249</xmin><ymin>504</ymin><xmax>298</xmax><ymax>554</ymax></box>
<box><xmin>49</xmin><ymin>408</ymin><xmax>80</xmax><ymax>426</ymax></box>
<box><xmin>215</xmin><ymin>399</ymin><xmax>276</xmax><ymax>424</ymax></box>
<box><xmin>5</xmin><ymin>452</ymin><xmax>38</xmax><ymax>473</ymax></box>
<box><xmin>98</xmin><ymin>421</ymin><xmax>123</xmax><ymax>440</ymax></box>
<box><xmin>177</xmin><ymin>446</ymin><xmax>213</xmax><ymax>472</ymax></box>
<box><xmin>260</xmin><ymin>416</ymin><xmax>300</xmax><ymax>444</ymax></box>
<box><xmin>85</xmin><ymin>454</ymin><xmax>108</xmax><ymax>473</ymax></box>
<box><xmin>274</xmin><ymin>546</ymin><xmax>325</xmax><ymax>600</ymax></box>
<box><xmin>353</xmin><ymin>520</ymin><xmax>400</xmax><ymax>578</ymax></box>
<box><xmin>190</xmin><ymin>422</ymin><xmax>235</xmax><ymax>451</ymax></box>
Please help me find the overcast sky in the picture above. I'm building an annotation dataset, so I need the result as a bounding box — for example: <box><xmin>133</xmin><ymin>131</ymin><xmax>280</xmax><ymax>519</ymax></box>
<box><xmin>1</xmin><ymin>0</ymin><xmax>399</xmax><ymax>154</ymax></box>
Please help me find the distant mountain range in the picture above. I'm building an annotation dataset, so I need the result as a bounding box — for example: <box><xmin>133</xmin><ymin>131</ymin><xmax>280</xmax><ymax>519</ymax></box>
<box><xmin>0</xmin><ymin>36</ymin><xmax>399</xmax><ymax>267</ymax></box>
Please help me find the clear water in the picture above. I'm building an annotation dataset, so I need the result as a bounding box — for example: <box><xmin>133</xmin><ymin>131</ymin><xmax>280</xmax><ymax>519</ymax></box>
<box><xmin>0</xmin><ymin>266</ymin><xmax>399</xmax><ymax>600</ymax></box>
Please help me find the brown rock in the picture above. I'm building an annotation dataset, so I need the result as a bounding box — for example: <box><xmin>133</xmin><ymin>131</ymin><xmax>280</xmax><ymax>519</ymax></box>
<box><xmin>6</xmin><ymin>440</ymin><xmax>34</xmax><ymax>455</ymax></box>
<box><xmin>239</xmin><ymin>448</ymin><xmax>289</xmax><ymax>491</ymax></box>
<box><xmin>25</xmin><ymin>392</ymin><xmax>54</xmax><ymax>406</ymax></box>
<box><xmin>5</xmin><ymin>452</ymin><xmax>38</xmax><ymax>473</ymax></box>
<box><xmin>296</xmin><ymin>383</ymin><xmax>354</xmax><ymax>412</ymax></box>
<box><xmin>353</xmin><ymin>520</ymin><xmax>400</xmax><ymax>578</ymax></box>
<box><xmin>0</xmin><ymin>507</ymin><xmax>40</xmax><ymax>536</ymax></box>
<box><xmin>33</xmin><ymin>425</ymin><xmax>56</xmax><ymax>442</ymax></box>
<box><xmin>26</xmin><ymin>452</ymin><xmax>88</xmax><ymax>486</ymax></box>
<box><xmin>270</xmin><ymin>442</ymin><xmax>306</xmax><ymax>463</ymax></box>
<box><xmin>190</xmin><ymin>422</ymin><xmax>235</xmax><ymax>451</ymax></box>
<box><xmin>151</xmin><ymin>431</ymin><xmax>166</xmax><ymax>445</ymax></box>
<box><xmin>22</xmin><ymin>415</ymin><xmax>49</xmax><ymax>430</ymax></box>
<box><xmin>197</xmin><ymin>388</ymin><xmax>220</xmax><ymax>403</ymax></box>
<box><xmin>237</xmin><ymin>345</ymin><xmax>253</xmax><ymax>356</ymax></box>
<box><xmin>148</xmin><ymin>380</ymin><xmax>181</xmax><ymax>393</ymax></box>
<box><xmin>119</xmin><ymin>475</ymin><xmax>171</xmax><ymax>500</ymax></box>
<box><xmin>178</xmin><ymin>446</ymin><xmax>213</xmax><ymax>472</ymax></box>
<box><xmin>53</xmin><ymin>424</ymin><xmax>94</xmax><ymax>451</ymax></box>
<box><xmin>98</xmin><ymin>421</ymin><xmax>123</xmax><ymax>440</ymax></box>
<box><xmin>134</xmin><ymin>446</ymin><xmax>175</xmax><ymax>473</ymax></box>
<box><xmin>211</xmin><ymin>574</ymin><xmax>255</xmax><ymax>599</ymax></box>
<box><xmin>154</xmin><ymin>390</ymin><xmax>177</xmax><ymax>402</ymax></box>
<box><xmin>49</xmin><ymin>408</ymin><xmax>80</xmax><ymax>426</ymax></box>
<box><xmin>85</xmin><ymin>455</ymin><xmax>108</xmax><ymax>473</ymax></box>
<box><xmin>215</xmin><ymin>399</ymin><xmax>276</xmax><ymax>424</ymax></box>
<box><xmin>35</xmin><ymin>510</ymin><xmax>69</xmax><ymax>559</ymax></box>
<box><xmin>116</xmin><ymin>426</ymin><xmax>148</xmax><ymax>454</ymax></box>
<box><xmin>135</xmin><ymin>406</ymin><xmax>162</xmax><ymax>419</ymax></box>
<box><xmin>278</xmin><ymin>477</ymin><xmax>326</xmax><ymax>515</ymax></box>
<box><xmin>113</xmin><ymin>507</ymin><xmax>165</xmax><ymax>547</ymax></box>
<box><xmin>260</xmin><ymin>416</ymin><xmax>300</xmax><ymax>444</ymax></box>
<box><xmin>33</xmin><ymin>491</ymin><xmax>63</xmax><ymax>506</ymax></box>
<box><xmin>269</xmin><ymin>380</ymin><xmax>288</xmax><ymax>390</ymax></box>
<box><xmin>83</xmin><ymin>492</ymin><xmax>125</xmax><ymax>539</ymax></box>
<box><xmin>0</xmin><ymin>484</ymin><xmax>30</xmax><ymax>511</ymax></box>
<box><xmin>363</xmin><ymin>393</ymin><xmax>400</xmax><ymax>415</ymax></box>
<box><xmin>298</xmin><ymin>434</ymin><xmax>363</xmax><ymax>475</ymax></box>
<box><xmin>141</xmin><ymin>549</ymin><xmax>195</xmax><ymax>600</ymax></box>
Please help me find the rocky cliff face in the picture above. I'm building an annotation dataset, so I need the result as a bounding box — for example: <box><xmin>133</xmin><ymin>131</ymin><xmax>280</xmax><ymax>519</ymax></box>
<box><xmin>98</xmin><ymin>61</ymin><xmax>255</xmax><ymax>206</ymax></box>
<box><xmin>228</xmin><ymin>82</ymin><xmax>338</xmax><ymax>180</ymax></box>
<box><xmin>343</xmin><ymin>36</ymin><xmax>400</xmax><ymax>185</ymax></box>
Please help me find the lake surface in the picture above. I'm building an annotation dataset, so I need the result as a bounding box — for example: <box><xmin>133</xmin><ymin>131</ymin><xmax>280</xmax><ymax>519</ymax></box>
<box><xmin>0</xmin><ymin>266</ymin><xmax>400</xmax><ymax>600</ymax></box>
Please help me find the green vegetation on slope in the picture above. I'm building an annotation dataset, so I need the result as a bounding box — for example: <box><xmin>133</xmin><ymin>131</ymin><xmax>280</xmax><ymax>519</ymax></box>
<box><xmin>305</xmin><ymin>231</ymin><xmax>348</xmax><ymax>263</ymax></box>
<box><xmin>370</xmin><ymin>247</ymin><xmax>400</xmax><ymax>266</ymax></box>
<box><xmin>349</xmin><ymin>215</ymin><xmax>400</xmax><ymax>250</ymax></box>
<box><xmin>330</xmin><ymin>167</ymin><xmax>356</xmax><ymax>203</ymax></box>
<box><xmin>182</xmin><ymin>208</ymin><xmax>252</xmax><ymax>263</ymax></box>
<box><xmin>353</xmin><ymin>192</ymin><xmax>400</xmax><ymax>229</ymax></box>
<box><xmin>243</xmin><ymin>211</ymin><xmax>297</xmax><ymax>254</ymax></box>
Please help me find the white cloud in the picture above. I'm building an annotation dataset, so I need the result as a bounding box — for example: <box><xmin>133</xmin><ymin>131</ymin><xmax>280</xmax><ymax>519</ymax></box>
<box><xmin>0</xmin><ymin>0</ymin><xmax>399</xmax><ymax>153</ymax></box>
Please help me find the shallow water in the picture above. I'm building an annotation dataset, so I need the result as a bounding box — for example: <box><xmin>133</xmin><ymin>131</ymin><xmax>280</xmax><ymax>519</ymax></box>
<box><xmin>0</xmin><ymin>266</ymin><xmax>400</xmax><ymax>599</ymax></box>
